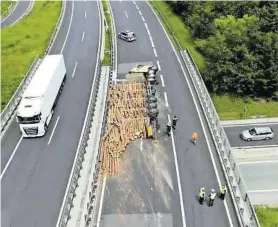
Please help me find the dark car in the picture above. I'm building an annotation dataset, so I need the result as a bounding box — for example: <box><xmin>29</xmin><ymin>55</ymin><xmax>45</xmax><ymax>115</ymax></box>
<box><xmin>118</xmin><ymin>30</ymin><xmax>136</xmax><ymax>42</ymax></box>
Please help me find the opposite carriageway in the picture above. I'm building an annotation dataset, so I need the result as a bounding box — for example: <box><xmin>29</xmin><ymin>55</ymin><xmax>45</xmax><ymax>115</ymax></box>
<box><xmin>1</xmin><ymin>1</ymin><xmax>101</xmax><ymax>227</ymax></box>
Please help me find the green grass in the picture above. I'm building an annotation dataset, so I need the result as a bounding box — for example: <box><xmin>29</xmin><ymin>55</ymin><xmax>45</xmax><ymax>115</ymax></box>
<box><xmin>213</xmin><ymin>95</ymin><xmax>278</xmax><ymax>120</ymax></box>
<box><xmin>255</xmin><ymin>206</ymin><xmax>278</xmax><ymax>227</ymax></box>
<box><xmin>1</xmin><ymin>1</ymin><xmax>16</xmax><ymax>17</ymax></box>
<box><xmin>102</xmin><ymin>0</ymin><xmax>112</xmax><ymax>66</ymax></box>
<box><xmin>1</xmin><ymin>1</ymin><xmax>61</xmax><ymax>111</ymax></box>
<box><xmin>150</xmin><ymin>1</ymin><xmax>278</xmax><ymax>120</ymax></box>
<box><xmin>150</xmin><ymin>1</ymin><xmax>206</xmax><ymax>71</ymax></box>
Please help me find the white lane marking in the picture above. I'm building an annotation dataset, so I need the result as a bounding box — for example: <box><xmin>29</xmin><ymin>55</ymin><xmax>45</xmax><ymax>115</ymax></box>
<box><xmin>149</xmin><ymin>36</ymin><xmax>155</xmax><ymax>48</ymax></box>
<box><xmin>249</xmin><ymin>189</ymin><xmax>278</xmax><ymax>193</ymax></box>
<box><xmin>133</xmin><ymin>1</ymin><xmax>136</xmax><ymax>5</ymax></box>
<box><xmin>82</xmin><ymin>31</ymin><xmax>85</xmax><ymax>42</ymax></box>
<box><xmin>144</xmin><ymin>22</ymin><xmax>148</xmax><ymax>29</ymax></box>
<box><xmin>1</xmin><ymin>0</ymin><xmax>19</xmax><ymax>23</ymax></box>
<box><xmin>0</xmin><ymin>136</ymin><xmax>23</xmax><ymax>180</ymax></box>
<box><xmin>156</xmin><ymin>60</ymin><xmax>161</xmax><ymax>70</ymax></box>
<box><xmin>124</xmin><ymin>11</ymin><xmax>128</xmax><ymax>18</ymax></box>
<box><xmin>146</xmin><ymin>29</ymin><xmax>151</xmax><ymax>36</ymax></box>
<box><xmin>167</xmin><ymin>114</ymin><xmax>187</xmax><ymax>227</ymax></box>
<box><xmin>232</xmin><ymin>145</ymin><xmax>278</xmax><ymax>149</ymax></box>
<box><xmin>71</xmin><ymin>62</ymin><xmax>78</xmax><ymax>78</ymax></box>
<box><xmin>56</xmin><ymin>0</ymin><xmax>102</xmax><ymax>224</ymax></box>
<box><xmin>140</xmin><ymin>137</ymin><xmax>143</xmax><ymax>151</ymax></box>
<box><xmin>238</xmin><ymin>160</ymin><xmax>278</xmax><ymax>165</ymax></box>
<box><xmin>142</xmin><ymin>16</ymin><xmax>145</xmax><ymax>22</ymax></box>
<box><xmin>164</xmin><ymin>92</ymin><xmax>169</xmax><ymax>107</ymax></box>
<box><xmin>149</xmin><ymin>4</ymin><xmax>234</xmax><ymax>226</ymax></box>
<box><xmin>60</xmin><ymin>1</ymin><xmax>74</xmax><ymax>53</ymax></box>
<box><xmin>85</xmin><ymin>11</ymin><xmax>87</xmax><ymax>19</ymax></box>
<box><xmin>96</xmin><ymin>176</ymin><xmax>107</xmax><ymax>227</ymax></box>
<box><xmin>11</xmin><ymin>0</ymin><xmax>33</xmax><ymax>25</ymax></box>
<box><xmin>48</xmin><ymin>116</ymin><xmax>60</xmax><ymax>145</ymax></box>
<box><xmin>138</xmin><ymin>10</ymin><xmax>142</xmax><ymax>16</ymax></box>
<box><xmin>136</xmin><ymin>5</ymin><xmax>139</xmax><ymax>10</ymax></box>
<box><xmin>153</xmin><ymin>48</ymin><xmax>157</xmax><ymax>57</ymax></box>
<box><xmin>160</xmin><ymin>75</ymin><xmax>165</xmax><ymax>87</ymax></box>
<box><xmin>223</xmin><ymin>122</ymin><xmax>278</xmax><ymax>128</ymax></box>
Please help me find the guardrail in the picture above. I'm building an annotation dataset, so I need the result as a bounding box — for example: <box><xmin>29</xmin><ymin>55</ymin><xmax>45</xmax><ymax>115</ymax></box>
<box><xmin>56</xmin><ymin>1</ymin><xmax>106</xmax><ymax>226</ymax></box>
<box><xmin>149</xmin><ymin>1</ymin><xmax>260</xmax><ymax>227</ymax></box>
<box><xmin>1</xmin><ymin>0</ymin><xmax>66</xmax><ymax>133</ymax></box>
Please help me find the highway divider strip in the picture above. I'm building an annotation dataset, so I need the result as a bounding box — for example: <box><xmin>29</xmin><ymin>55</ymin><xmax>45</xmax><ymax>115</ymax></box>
<box><xmin>0</xmin><ymin>0</ymin><xmax>66</xmax><ymax>133</ymax></box>
<box><xmin>149</xmin><ymin>1</ymin><xmax>260</xmax><ymax>227</ymax></box>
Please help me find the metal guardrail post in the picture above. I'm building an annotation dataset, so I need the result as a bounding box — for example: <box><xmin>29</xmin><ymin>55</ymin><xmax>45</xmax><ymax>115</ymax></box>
<box><xmin>1</xmin><ymin>0</ymin><xmax>66</xmax><ymax>133</ymax></box>
<box><xmin>149</xmin><ymin>1</ymin><xmax>260</xmax><ymax>226</ymax></box>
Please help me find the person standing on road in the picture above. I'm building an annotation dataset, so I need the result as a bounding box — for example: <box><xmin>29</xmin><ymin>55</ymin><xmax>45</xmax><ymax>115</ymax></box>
<box><xmin>220</xmin><ymin>184</ymin><xmax>227</xmax><ymax>200</ymax></box>
<box><xmin>166</xmin><ymin>121</ymin><xmax>172</xmax><ymax>136</ymax></box>
<box><xmin>199</xmin><ymin>187</ymin><xmax>206</xmax><ymax>205</ymax></box>
<box><xmin>172</xmin><ymin>116</ymin><xmax>178</xmax><ymax>130</ymax></box>
<box><xmin>208</xmin><ymin>189</ymin><xmax>216</xmax><ymax>207</ymax></box>
<box><xmin>191</xmin><ymin>132</ymin><xmax>198</xmax><ymax>145</ymax></box>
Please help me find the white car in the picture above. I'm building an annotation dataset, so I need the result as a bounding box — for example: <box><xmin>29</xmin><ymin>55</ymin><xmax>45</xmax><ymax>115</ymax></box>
<box><xmin>240</xmin><ymin>127</ymin><xmax>274</xmax><ymax>141</ymax></box>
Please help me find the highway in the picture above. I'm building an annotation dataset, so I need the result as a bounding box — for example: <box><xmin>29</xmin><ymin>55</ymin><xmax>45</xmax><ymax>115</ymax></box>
<box><xmin>98</xmin><ymin>1</ymin><xmax>239</xmax><ymax>227</ymax></box>
<box><xmin>233</xmin><ymin>147</ymin><xmax>278</xmax><ymax>205</ymax></box>
<box><xmin>1</xmin><ymin>0</ymin><xmax>33</xmax><ymax>28</ymax></box>
<box><xmin>224</xmin><ymin>124</ymin><xmax>278</xmax><ymax>147</ymax></box>
<box><xmin>1</xmin><ymin>1</ymin><xmax>100</xmax><ymax>227</ymax></box>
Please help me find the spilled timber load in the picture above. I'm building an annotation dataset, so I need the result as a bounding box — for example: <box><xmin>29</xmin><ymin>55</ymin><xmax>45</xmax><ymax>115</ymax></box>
<box><xmin>100</xmin><ymin>82</ymin><xmax>148</xmax><ymax>175</ymax></box>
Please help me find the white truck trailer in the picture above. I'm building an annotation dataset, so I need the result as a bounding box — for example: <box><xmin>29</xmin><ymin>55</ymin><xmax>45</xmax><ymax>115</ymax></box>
<box><xmin>16</xmin><ymin>55</ymin><xmax>67</xmax><ymax>138</ymax></box>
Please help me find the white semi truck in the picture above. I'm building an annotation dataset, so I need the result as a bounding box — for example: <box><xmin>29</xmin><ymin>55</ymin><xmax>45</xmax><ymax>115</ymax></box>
<box><xmin>16</xmin><ymin>55</ymin><xmax>67</xmax><ymax>138</ymax></box>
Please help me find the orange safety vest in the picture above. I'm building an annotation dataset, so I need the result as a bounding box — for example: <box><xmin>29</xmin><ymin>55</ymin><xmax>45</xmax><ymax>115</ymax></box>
<box><xmin>192</xmin><ymin>132</ymin><xmax>198</xmax><ymax>140</ymax></box>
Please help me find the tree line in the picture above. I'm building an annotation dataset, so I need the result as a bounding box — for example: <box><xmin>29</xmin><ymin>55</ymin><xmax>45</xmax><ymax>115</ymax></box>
<box><xmin>167</xmin><ymin>1</ymin><xmax>278</xmax><ymax>100</ymax></box>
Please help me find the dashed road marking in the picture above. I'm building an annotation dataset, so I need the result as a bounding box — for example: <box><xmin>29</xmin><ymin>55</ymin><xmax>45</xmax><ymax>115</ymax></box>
<box><xmin>138</xmin><ymin>10</ymin><xmax>142</xmax><ymax>16</ymax></box>
<box><xmin>153</xmin><ymin>48</ymin><xmax>157</xmax><ymax>57</ymax></box>
<box><xmin>149</xmin><ymin>36</ymin><xmax>155</xmax><ymax>47</ymax></box>
<box><xmin>136</xmin><ymin>5</ymin><xmax>139</xmax><ymax>10</ymax></box>
<box><xmin>144</xmin><ymin>22</ymin><xmax>148</xmax><ymax>29</ymax></box>
<box><xmin>48</xmin><ymin>116</ymin><xmax>60</xmax><ymax>145</ymax></box>
<box><xmin>157</xmin><ymin>60</ymin><xmax>161</xmax><ymax>70</ymax></box>
<box><xmin>85</xmin><ymin>11</ymin><xmax>86</xmax><ymax>19</ymax></box>
<box><xmin>72</xmin><ymin>62</ymin><xmax>78</xmax><ymax>78</ymax></box>
<box><xmin>124</xmin><ymin>11</ymin><xmax>128</xmax><ymax>18</ymax></box>
<box><xmin>164</xmin><ymin>92</ymin><xmax>169</xmax><ymax>107</ymax></box>
<box><xmin>160</xmin><ymin>75</ymin><xmax>165</xmax><ymax>87</ymax></box>
<box><xmin>82</xmin><ymin>31</ymin><xmax>85</xmax><ymax>41</ymax></box>
<box><xmin>146</xmin><ymin>29</ymin><xmax>151</xmax><ymax>36</ymax></box>
<box><xmin>142</xmin><ymin>16</ymin><xmax>145</xmax><ymax>22</ymax></box>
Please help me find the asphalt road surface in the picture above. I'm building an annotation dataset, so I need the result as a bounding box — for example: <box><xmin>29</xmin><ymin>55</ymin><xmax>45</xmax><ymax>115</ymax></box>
<box><xmin>98</xmin><ymin>1</ymin><xmax>239</xmax><ymax>227</ymax></box>
<box><xmin>1</xmin><ymin>1</ymin><xmax>100</xmax><ymax>226</ymax></box>
<box><xmin>234</xmin><ymin>150</ymin><xmax>278</xmax><ymax>206</ymax></box>
<box><xmin>224</xmin><ymin>124</ymin><xmax>278</xmax><ymax>147</ymax></box>
<box><xmin>1</xmin><ymin>0</ymin><xmax>33</xmax><ymax>28</ymax></box>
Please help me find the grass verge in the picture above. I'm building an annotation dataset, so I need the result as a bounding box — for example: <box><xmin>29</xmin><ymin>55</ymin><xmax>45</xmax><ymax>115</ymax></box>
<box><xmin>1</xmin><ymin>1</ymin><xmax>16</xmax><ymax>18</ymax></box>
<box><xmin>149</xmin><ymin>1</ymin><xmax>278</xmax><ymax>120</ymax></box>
<box><xmin>255</xmin><ymin>206</ymin><xmax>278</xmax><ymax>227</ymax></box>
<box><xmin>212</xmin><ymin>95</ymin><xmax>278</xmax><ymax>120</ymax></box>
<box><xmin>102</xmin><ymin>0</ymin><xmax>112</xmax><ymax>66</ymax></box>
<box><xmin>1</xmin><ymin>1</ymin><xmax>61</xmax><ymax>111</ymax></box>
<box><xmin>149</xmin><ymin>1</ymin><xmax>206</xmax><ymax>71</ymax></box>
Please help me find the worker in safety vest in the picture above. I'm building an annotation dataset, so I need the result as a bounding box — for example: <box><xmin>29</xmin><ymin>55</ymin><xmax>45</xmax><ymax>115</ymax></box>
<box><xmin>199</xmin><ymin>187</ymin><xmax>206</xmax><ymax>204</ymax></box>
<box><xmin>220</xmin><ymin>184</ymin><xmax>227</xmax><ymax>200</ymax></box>
<box><xmin>191</xmin><ymin>132</ymin><xmax>198</xmax><ymax>144</ymax></box>
<box><xmin>166</xmin><ymin>121</ymin><xmax>172</xmax><ymax>136</ymax></box>
<box><xmin>172</xmin><ymin>116</ymin><xmax>178</xmax><ymax>130</ymax></box>
<box><xmin>208</xmin><ymin>189</ymin><xmax>216</xmax><ymax>207</ymax></box>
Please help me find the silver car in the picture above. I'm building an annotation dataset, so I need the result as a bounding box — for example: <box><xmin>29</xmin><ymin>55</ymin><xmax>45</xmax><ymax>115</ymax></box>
<box><xmin>240</xmin><ymin>127</ymin><xmax>274</xmax><ymax>141</ymax></box>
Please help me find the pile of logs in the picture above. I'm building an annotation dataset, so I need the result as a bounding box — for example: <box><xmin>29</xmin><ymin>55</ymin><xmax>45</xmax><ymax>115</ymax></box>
<box><xmin>100</xmin><ymin>82</ymin><xmax>148</xmax><ymax>175</ymax></box>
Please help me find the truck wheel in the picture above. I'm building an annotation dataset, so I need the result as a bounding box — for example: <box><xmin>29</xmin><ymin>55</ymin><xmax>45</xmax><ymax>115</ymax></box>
<box><xmin>44</xmin><ymin>124</ymin><xmax>48</xmax><ymax>132</ymax></box>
